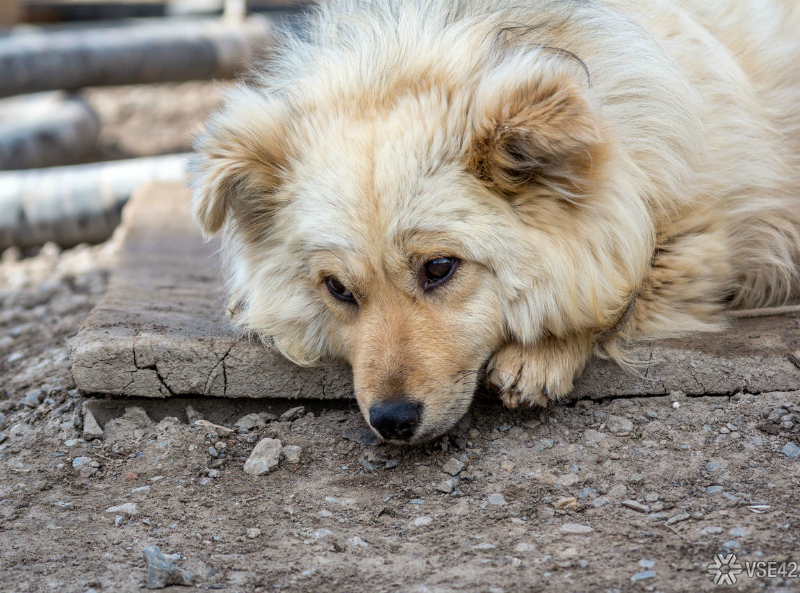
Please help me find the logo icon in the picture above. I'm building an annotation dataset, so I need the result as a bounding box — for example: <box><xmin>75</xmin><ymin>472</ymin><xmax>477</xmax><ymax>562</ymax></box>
<box><xmin>708</xmin><ymin>553</ymin><xmax>743</xmax><ymax>586</ymax></box>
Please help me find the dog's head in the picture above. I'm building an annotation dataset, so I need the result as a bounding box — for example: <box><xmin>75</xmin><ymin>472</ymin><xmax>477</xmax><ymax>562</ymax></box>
<box><xmin>192</xmin><ymin>45</ymin><xmax>647</xmax><ymax>443</ymax></box>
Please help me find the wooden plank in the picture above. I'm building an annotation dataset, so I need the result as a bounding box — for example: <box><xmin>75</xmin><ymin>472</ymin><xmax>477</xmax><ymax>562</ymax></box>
<box><xmin>70</xmin><ymin>182</ymin><xmax>800</xmax><ymax>399</ymax></box>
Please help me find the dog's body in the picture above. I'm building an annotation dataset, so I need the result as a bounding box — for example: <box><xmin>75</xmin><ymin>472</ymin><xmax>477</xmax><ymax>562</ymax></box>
<box><xmin>192</xmin><ymin>0</ymin><xmax>800</xmax><ymax>443</ymax></box>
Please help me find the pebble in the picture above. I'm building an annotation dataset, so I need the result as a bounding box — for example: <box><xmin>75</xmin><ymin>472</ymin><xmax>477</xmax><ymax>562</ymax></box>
<box><xmin>644</xmin><ymin>493</ymin><xmax>659</xmax><ymax>503</ymax></box>
<box><xmin>208</xmin><ymin>447</ymin><xmax>219</xmax><ymax>458</ymax></box>
<box><xmin>560</xmin><ymin>523</ymin><xmax>593</xmax><ymax>534</ymax></box>
<box><xmin>413</xmin><ymin>516</ymin><xmax>433</xmax><ymax>527</ymax></box>
<box><xmin>645</xmin><ymin>410</ymin><xmax>659</xmax><ymax>419</ymax></box>
<box><xmin>410</xmin><ymin>499</ymin><xmax>425</xmax><ymax>505</ymax></box>
<box><xmin>21</xmin><ymin>389</ymin><xmax>43</xmax><ymax>407</ymax></box>
<box><xmin>442</xmin><ymin>458</ymin><xmax>464</xmax><ymax>476</ymax></box>
<box><xmin>488</xmin><ymin>493</ymin><xmax>507</xmax><ymax>506</ymax></box>
<box><xmin>234</xmin><ymin>414</ymin><xmax>266</xmax><ymax>431</ymax></box>
<box><xmin>622</xmin><ymin>500</ymin><xmax>650</xmax><ymax>513</ymax></box>
<box><xmin>142</xmin><ymin>546</ymin><xmax>195</xmax><ymax>588</ymax></box>
<box><xmin>198</xmin><ymin>477</ymin><xmax>214</xmax><ymax>487</ymax></box>
<box><xmin>0</xmin><ymin>412</ymin><xmax>5</xmax><ymax>429</ymax></box>
<box><xmin>131</xmin><ymin>486</ymin><xmax>151</xmax><ymax>494</ymax></box>
<box><xmin>781</xmin><ymin>442</ymin><xmax>800</xmax><ymax>459</ymax></box>
<box><xmin>631</xmin><ymin>571</ymin><xmax>656</xmax><ymax>583</ymax></box>
<box><xmin>534</xmin><ymin>439</ymin><xmax>554</xmax><ymax>452</ymax></box>
<box><xmin>247</xmin><ymin>528</ymin><xmax>261</xmax><ymax>539</ymax></box>
<box><xmin>349</xmin><ymin>536</ymin><xmax>369</xmax><ymax>548</ymax></box>
<box><xmin>105</xmin><ymin>503</ymin><xmax>139</xmax><ymax>516</ymax></box>
<box><xmin>723</xmin><ymin>540</ymin><xmax>741</xmax><ymax>549</ymax></box>
<box><xmin>592</xmin><ymin>497</ymin><xmax>611</xmax><ymax>508</ymax></box>
<box><xmin>243</xmin><ymin>438</ymin><xmax>283</xmax><ymax>476</ymax></box>
<box><xmin>701</xmin><ymin>526</ymin><xmax>723</xmax><ymax>535</ymax></box>
<box><xmin>185</xmin><ymin>406</ymin><xmax>201</xmax><ymax>423</ymax></box>
<box><xmin>318</xmin><ymin>510</ymin><xmax>334</xmax><ymax>518</ymax></box>
<box><xmin>436</xmin><ymin>479</ymin><xmax>455</xmax><ymax>494</ymax></box>
<box><xmin>706</xmin><ymin>461</ymin><xmax>723</xmax><ymax>473</ymax></box>
<box><xmin>343</xmin><ymin>428</ymin><xmax>380</xmax><ymax>445</ymax></box>
<box><xmin>83</xmin><ymin>410</ymin><xmax>104</xmax><ymax>440</ymax></box>
<box><xmin>473</xmin><ymin>542</ymin><xmax>496</xmax><ymax>550</ymax></box>
<box><xmin>577</xmin><ymin>488</ymin><xmax>596</xmax><ymax>500</ymax></box>
<box><xmin>608</xmin><ymin>484</ymin><xmax>628</xmax><ymax>499</ymax></box>
<box><xmin>729</xmin><ymin>526</ymin><xmax>749</xmax><ymax>538</ymax></box>
<box><xmin>282</xmin><ymin>445</ymin><xmax>302</xmax><ymax>464</ymax></box>
<box><xmin>607</xmin><ymin>415</ymin><xmax>634</xmax><ymax>434</ymax></box>
<box><xmin>279</xmin><ymin>406</ymin><xmax>305</xmax><ymax>422</ymax></box>
<box><xmin>556</xmin><ymin>473</ymin><xmax>581</xmax><ymax>487</ymax></box>
<box><xmin>582</xmin><ymin>429</ymin><xmax>607</xmax><ymax>446</ymax></box>
<box><xmin>706</xmin><ymin>486</ymin><xmax>724</xmax><ymax>495</ymax></box>
<box><xmin>207</xmin><ymin>469</ymin><xmax>221</xmax><ymax>479</ymax></box>
<box><xmin>639</xmin><ymin>559</ymin><xmax>655</xmax><ymax>569</ymax></box>
<box><xmin>72</xmin><ymin>456</ymin><xmax>92</xmax><ymax>469</ymax></box>
<box><xmin>192</xmin><ymin>419</ymin><xmax>233</xmax><ymax>437</ymax></box>
<box><xmin>360</xmin><ymin>459</ymin><xmax>379</xmax><ymax>471</ymax></box>
<box><xmin>384</xmin><ymin>459</ymin><xmax>399</xmax><ymax>469</ymax></box>
<box><xmin>666</xmin><ymin>513</ymin><xmax>690</xmax><ymax>525</ymax></box>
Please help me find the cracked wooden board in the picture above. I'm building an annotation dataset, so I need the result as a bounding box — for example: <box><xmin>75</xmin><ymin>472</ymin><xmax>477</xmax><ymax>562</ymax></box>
<box><xmin>70</xmin><ymin>182</ymin><xmax>800</xmax><ymax>399</ymax></box>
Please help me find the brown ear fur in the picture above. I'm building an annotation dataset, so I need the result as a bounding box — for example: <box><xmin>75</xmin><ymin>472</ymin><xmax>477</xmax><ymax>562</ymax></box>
<box><xmin>468</xmin><ymin>73</ymin><xmax>606</xmax><ymax>199</ymax></box>
<box><xmin>191</xmin><ymin>92</ymin><xmax>292</xmax><ymax>239</ymax></box>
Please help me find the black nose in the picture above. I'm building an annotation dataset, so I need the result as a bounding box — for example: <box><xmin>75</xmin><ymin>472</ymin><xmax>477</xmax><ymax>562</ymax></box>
<box><xmin>369</xmin><ymin>400</ymin><xmax>421</xmax><ymax>441</ymax></box>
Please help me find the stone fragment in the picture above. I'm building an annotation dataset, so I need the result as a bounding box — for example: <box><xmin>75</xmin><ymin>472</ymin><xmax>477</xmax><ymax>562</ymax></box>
<box><xmin>781</xmin><ymin>442</ymin><xmax>799</xmax><ymax>459</ymax></box>
<box><xmin>488</xmin><ymin>493</ymin><xmax>506</xmax><ymax>506</ymax></box>
<box><xmin>83</xmin><ymin>409</ymin><xmax>104</xmax><ymax>440</ymax></box>
<box><xmin>582</xmin><ymin>429</ymin><xmax>607</xmax><ymax>446</ymax></box>
<box><xmin>105</xmin><ymin>503</ymin><xmax>139</xmax><ymax>516</ymax></box>
<box><xmin>279</xmin><ymin>406</ymin><xmax>305</xmax><ymax>422</ymax></box>
<box><xmin>442</xmin><ymin>458</ymin><xmax>464</xmax><ymax>476</ymax></box>
<box><xmin>622</xmin><ymin>500</ymin><xmax>650</xmax><ymax>513</ymax></box>
<box><xmin>607</xmin><ymin>415</ymin><xmax>634</xmax><ymax>434</ymax></box>
<box><xmin>560</xmin><ymin>523</ymin><xmax>593</xmax><ymax>534</ymax></box>
<box><xmin>281</xmin><ymin>445</ymin><xmax>302</xmax><ymax>464</ymax></box>
<box><xmin>343</xmin><ymin>428</ymin><xmax>380</xmax><ymax>445</ymax></box>
<box><xmin>142</xmin><ymin>546</ymin><xmax>195</xmax><ymax>589</ymax></box>
<box><xmin>234</xmin><ymin>413</ymin><xmax>265</xmax><ymax>431</ymax></box>
<box><xmin>247</xmin><ymin>528</ymin><xmax>261</xmax><ymax>539</ymax></box>
<box><xmin>243</xmin><ymin>438</ymin><xmax>282</xmax><ymax>476</ymax></box>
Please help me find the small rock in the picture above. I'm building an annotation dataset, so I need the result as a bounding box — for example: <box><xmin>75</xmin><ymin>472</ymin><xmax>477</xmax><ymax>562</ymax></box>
<box><xmin>436</xmin><ymin>479</ymin><xmax>455</xmax><ymax>493</ymax></box>
<box><xmin>343</xmin><ymin>428</ymin><xmax>380</xmax><ymax>445</ymax></box>
<box><xmin>556</xmin><ymin>473</ymin><xmax>581</xmax><ymax>487</ymax></box>
<box><xmin>413</xmin><ymin>516</ymin><xmax>433</xmax><ymax>527</ymax></box>
<box><xmin>131</xmin><ymin>486</ymin><xmax>151</xmax><ymax>494</ymax></box>
<box><xmin>282</xmin><ymin>445</ymin><xmax>302</xmax><ymax>464</ymax></box>
<box><xmin>185</xmin><ymin>406</ymin><xmax>201</xmax><ymax>423</ymax></box>
<box><xmin>631</xmin><ymin>571</ymin><xmax>656</xmax><ymax>583</ymax></box>
<box><xmin>192</xmin><ymin>419</ymin><xmax>233</xmax><ymax>437</ymax></box>
<box><xmin>666</xmin><ymin>513</ymin><xmax>690</xmax><ymax>525</ymax></box>
<box><xmin>645</xmin><ymin>410</ymin><xmax>659</xmax><ymax>419</ymax></box>
<box><xmin>349</xmin><ymin>536</ymin><xmax>369</xmax><ymax>548</ymax></box>
<box><xmin>706</xmin><ymin>461</ymin><xmax>723</xmax><ymax>473</ymax></box>
<box><xmin>384</xmin><ymin>459</ymin><xmax>399</xmax><ymax>469</ymax></box>
<box><xmin>0</xmin><ymin>412</ymin><xmax>6</xmax><ymax>429</ymax></box>
<box><xmin>701</xmin><ymin>526</ymin><xmax>723</xmax><ymax>535</ymax></box>
<box><xmin>639</xmin><ymin>559</ymin><xmax>655</xmax><ymax>569</ymax></box>
<box><xmin>577</xmin><ymin>488</ymin><xmax>596</xmax><ymax>500</ymax></box>
<box><xmin>142</xmin><ymin>545</ymin><xmax>195</xmax><ymax>589</ymax></box>
<box><xmin>723</xmin><ymin>540</ymin><xmax>741</xmax><ymax>549</ymax></box>
<box><xmin>243</xmin><ymin>438</ymin><xmax>283</xmax><ymax>476</ymax></box>
<box><xmin>208</xmin><ymin>446</ymin><xmax>219</xmax><ymax>458</ymax></box>
<box><xmin>235</xmin><ymin>413</ymin><xmax>266</xmax><ymax>431</ymax></box>
<box><xmin>279</xmin><ymin>406</ymin><xmax>305</xmax><ymax>422</ymax></box>
<box><xmin>706</xmin><ymin>486</ymin><xmax>724</xmax><ymax>495</ymax></box>
<box><xmin>198</xmin><ymin>477</ymin><xmax>214</xmax><ymax>487</ymax></box>
<box><xmin>207</xmin><ymin>469</ymin><xmax>221</xmax><ymax>479</ymax></box>
<box><xmin>105</xmin><ymin>503</ymin><xmax>139</xmax><ymax>516</ymax></box>
<box><xmin>247</xmin><ymin>528</ymin><xmax>261</xmax><ymax>539</ymax></box>
<box><xmin>488</xmin><ymin>493</ymin><xmax>506</xmax><ymax>506</ymax></box>
<box><xmin>582</xmin><ymin>429</ymin><xmax>607</xmax><ymax>446</ymax></box>
<box><xmin>607</xmin><ymin>415</ymin><xmax>634</xmax><ymax>434</ymax></box>
<box><xmin>442</xmin><ymin>458</ymin><xmax>464</xmax><ymax>476</ymax></box>
<box><xmin>83</xmin><ymin>410</ymin><xmax>104</xmax><ymax>441</ymax></box>
<box><xmin>645</xmin><ymin>493</ymin><xmax>659</xmax><ymax>503</ymax></box>
<box><xmin>781</xmin><ymin>442</ymin><xmax>800</xmax><ymax>459</ymax></box>
<box><xmin>729</xmin><ymin>526</ymin><xmax>749</xmax><ymax>538</ymax></box>
<box><xmin>560</xmin><ymin>523</ymin><xmax>593</xmax><ymax>534</ymax></box>
<box><xmin>359</xmin><ymin>459</ymin><xmax>379</xmax><ymax>471</ymax></box>
<box><xmin>21</xmin><ymin>389</ymin><xmax>43</xmax><ymax>407</ymax></box>
<box><xmin>608</xmin><ymin>484</ymin><xmax>628</xmax><ymax>499</ymax></box>
<box><xmin>534</xmin><ymin>438</ymin><xmax>555</xmax><ymax>452</ymax></box>
<box><xmin>473</xmin><ymin>542</ymin><xmax>496</xmax><ymax>550</ymax></box>
<box><xmin>592</xmin><ymin>497</ymin><xmax>611</xmax><ymax>508</ymax></box>
<box><xmin>622</xmin><ymin>500</ymin><xmax>650</xmax><ymax>513</ymax></box>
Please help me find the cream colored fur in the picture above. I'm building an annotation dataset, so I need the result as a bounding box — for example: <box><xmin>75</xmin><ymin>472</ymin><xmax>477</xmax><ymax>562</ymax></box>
<box><xmin>192</xmin><ymin>0</ymin><xmax>800</xmax><ymax>443</ymax></box>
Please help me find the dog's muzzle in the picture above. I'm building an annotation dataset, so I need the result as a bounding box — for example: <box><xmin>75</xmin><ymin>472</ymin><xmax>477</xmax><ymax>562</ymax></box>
<box><xmin>369</xmin><ymin>400</ymin><xmax>421</xmax><ymax>441</ymax></box>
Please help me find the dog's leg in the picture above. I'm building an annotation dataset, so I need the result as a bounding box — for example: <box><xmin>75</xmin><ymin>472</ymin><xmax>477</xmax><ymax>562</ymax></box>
<box><xmin>486</xmin><ymin>334</ymin><xmax>593</xmax><ymax>408</ymax></box>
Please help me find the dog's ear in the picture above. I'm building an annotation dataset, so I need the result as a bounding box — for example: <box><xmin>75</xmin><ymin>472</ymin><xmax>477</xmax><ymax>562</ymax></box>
<box><xmin>467</xmin><ymin>59</ymin><xmax>605</xmax><ymax>199</ymax></box>
<box><xmin>191</xmin><ymin>89</ymin><xmax>292</xmax><ymax>237</ymax></box>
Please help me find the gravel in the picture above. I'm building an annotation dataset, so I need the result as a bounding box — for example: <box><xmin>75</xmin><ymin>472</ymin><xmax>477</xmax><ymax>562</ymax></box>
<box><xmin>622</xmin><ymin>500</ymin><xmax>650</xmax><ymax>513</ymax></box>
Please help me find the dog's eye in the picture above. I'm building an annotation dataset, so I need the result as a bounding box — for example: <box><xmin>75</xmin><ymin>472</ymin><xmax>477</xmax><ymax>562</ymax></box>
<box><xmin>326</xmin><ymin>277</ymin><xmax>357</xmax><ymax>304</ymax></box>
<box><xmin>422</xmin><ymin>257</ymin><xmax>459</xmax><ymax>291</ymax></box>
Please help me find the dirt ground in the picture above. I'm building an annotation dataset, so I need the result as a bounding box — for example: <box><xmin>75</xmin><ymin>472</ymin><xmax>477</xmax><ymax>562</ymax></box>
<box><xmin>1</xmin><ymin>83</ymin><xmax>800</xmax><ymax>593</ymax></box>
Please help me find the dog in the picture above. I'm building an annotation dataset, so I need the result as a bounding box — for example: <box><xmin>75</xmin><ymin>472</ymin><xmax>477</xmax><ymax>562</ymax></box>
<box><xmin>191</xmin><ymin>0</ymin><xmax>800</xmax><ymax>444</ymax></box>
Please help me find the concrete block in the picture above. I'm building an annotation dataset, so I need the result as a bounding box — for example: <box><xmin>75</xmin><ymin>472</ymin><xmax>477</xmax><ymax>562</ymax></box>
<box><xmin>71</xmin><ymin>183</ymin><xmax>800</xmax><ymax>399</ymax></box>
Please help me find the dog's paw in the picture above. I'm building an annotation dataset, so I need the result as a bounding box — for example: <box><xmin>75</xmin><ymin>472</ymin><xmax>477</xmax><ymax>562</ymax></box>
<box><xmin>486</xmin><ymin>337</ymin><xmax>592</xmax><ymax>409</ymax></box>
